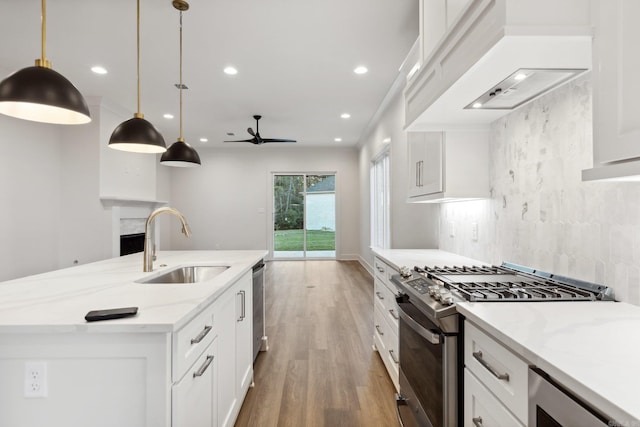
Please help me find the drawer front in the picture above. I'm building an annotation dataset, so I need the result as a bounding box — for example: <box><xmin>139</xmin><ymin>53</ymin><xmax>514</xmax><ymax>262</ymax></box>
<box><xmin>464</xmin><ymin>368</ymin><xmax>525</xmax><ymax>427</ymax></box>
<box><xmin>374</xmin><ymin>257</ymin><xmax>387</xmax><ymax>280</ymax></box>
<box><xmin>173</xmin><ymin>307</ymin><xmax>216</xmax><ymax>382</ymax></box>
<box><xmin>464</xmin><ymin>322</ymin><xmax>528</xmax><ymax>424</ymax></box>
<box><xmin>374</xmin><ymin>278</ymin><xmax>388</xmax><ymax>313</ymax></box>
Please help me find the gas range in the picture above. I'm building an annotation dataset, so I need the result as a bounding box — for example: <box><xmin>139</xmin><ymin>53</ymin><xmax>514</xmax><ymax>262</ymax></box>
<box><xmin>391</xmin><ymin>262</ymin><xmax>614</xmax><ymax>326</ymax></box>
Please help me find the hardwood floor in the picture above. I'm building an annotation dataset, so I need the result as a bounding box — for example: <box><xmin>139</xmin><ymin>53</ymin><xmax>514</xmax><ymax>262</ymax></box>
<box><xmin>235</xmin><ymin>260</ymin><xmax>398</xmax><ymax>427</ymax></box>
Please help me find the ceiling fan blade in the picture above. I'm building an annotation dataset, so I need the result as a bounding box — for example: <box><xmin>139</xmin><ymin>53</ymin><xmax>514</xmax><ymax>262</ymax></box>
<box><xmin>262</xmin><ymin>138</ymin><xmax>297</xmax><ymax>143</ymax></box>
<box><xmin>247</xmin><ymin>127</ymin><xmax>256</xmax><ymax>137</ymax></box>
<box><xmin>223</xmin><ymin>138</ymin><xmax>257</xmax><ymax>143</ymax></box>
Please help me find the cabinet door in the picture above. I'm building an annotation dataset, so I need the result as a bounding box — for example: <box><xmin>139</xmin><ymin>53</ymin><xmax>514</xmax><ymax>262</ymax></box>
<box><xmin>172</xmin><ymin>339</ymin><xmax>217</xmax><ymax>427</ymax></box>
<box><xmin>591</xmin><ymin>0</ymin><xmax>640</xmax><ymax>164</ymax></box>
<box><xmin>407</xmin><ymin>132</ymin><xmax>443</xmax><ymax>198</ymax></box>
<box><xmin>216</xmin><ymin>289</ymin><xmax>238</xmax><ymax>427</ymax></box>
<box><xmin>235</xmin><ymin>272</ymin><xmax>253</xmax><ymax>396</ymax></box>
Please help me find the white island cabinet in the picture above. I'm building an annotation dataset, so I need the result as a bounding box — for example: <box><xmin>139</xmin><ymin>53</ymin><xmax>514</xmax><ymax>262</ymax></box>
<box><xmin>0</xmin><ymin>250</ymin><xmax>266</xmax><ymax>427</ymax></box>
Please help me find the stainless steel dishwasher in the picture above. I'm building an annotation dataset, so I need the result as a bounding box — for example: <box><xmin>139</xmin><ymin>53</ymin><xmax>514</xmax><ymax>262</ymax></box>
<box><xmin>252</xmin><ymin>260</ymin><xmax>267</xmax><ymax>361</ymax></box>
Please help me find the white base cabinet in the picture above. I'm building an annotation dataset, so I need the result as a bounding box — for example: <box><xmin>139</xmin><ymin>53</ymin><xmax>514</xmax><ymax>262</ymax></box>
<box><xmin>372</xmin><ymin>257</ymin><xmax>400</xmax><ymax>391</ymax></box>
<box><xmin>0</xmin><ymin>270</ymin><xmax>254</xmax><ymax>427</ymax></box>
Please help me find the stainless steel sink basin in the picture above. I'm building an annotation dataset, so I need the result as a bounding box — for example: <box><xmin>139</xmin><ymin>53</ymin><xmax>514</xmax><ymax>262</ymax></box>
<box><xmin>138</xmin><ymin>265</ymin><xmax>230</xmax><ymax>284</ymax></box>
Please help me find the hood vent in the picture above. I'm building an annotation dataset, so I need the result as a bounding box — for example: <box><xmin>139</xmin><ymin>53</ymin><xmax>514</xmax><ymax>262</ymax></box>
<box><xmin>465</xmin><ymin>68</ymin><xmax>587</xmax><ymax>110</ymax></box>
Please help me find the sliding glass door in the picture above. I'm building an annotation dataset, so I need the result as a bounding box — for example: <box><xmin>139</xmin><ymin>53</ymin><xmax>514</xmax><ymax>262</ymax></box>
<box><xmin>273</xmin><ymin>174</ymin><xmax>336</xmax><ymax>259</ymax></box>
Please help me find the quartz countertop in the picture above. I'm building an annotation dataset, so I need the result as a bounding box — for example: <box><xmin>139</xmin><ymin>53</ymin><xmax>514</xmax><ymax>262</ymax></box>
<box><xmin>373</xmin><ymin>248</ymin><xmax>640</xmax><ymax>424</ymax></box>
<box><xmin>0</xmin><ymin>250</ymin><xmax>267</xmax><ymax>334</ymax></box>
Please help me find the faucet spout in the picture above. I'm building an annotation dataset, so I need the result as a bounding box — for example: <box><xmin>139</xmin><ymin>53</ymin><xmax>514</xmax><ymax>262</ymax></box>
<box><xmin>143</xmin><ymin>207</ymin><xmax>192</xmax><ymax>272</ymax></box>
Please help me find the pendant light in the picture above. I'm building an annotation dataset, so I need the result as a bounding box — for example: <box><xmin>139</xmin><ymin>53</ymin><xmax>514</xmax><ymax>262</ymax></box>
<box><xmin>108</xmin><ymin>0</ymin><xmax>166</xmax><ymax>153</ymax></box>
<box><xmin>161</xmin><ymin>0</ymin><xmax>201</xmax><ymax>167</ymax></box>
<box><xmin>0</xmin><ymin>0</ymin><xmax>91</xmax><ymax>124</ymax></box>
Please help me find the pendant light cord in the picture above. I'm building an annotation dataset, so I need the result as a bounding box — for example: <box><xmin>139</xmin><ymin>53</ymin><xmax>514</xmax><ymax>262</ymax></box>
<box><xmin>136</xmin><ymin>0</ymin><xmax>142</xmax><ymax>117</ymax></box>
<box><xmin>179</xmin><ymin>11</ymin><xmax>183</xmax><ymax>140</ymax></box>
<box><xmin>41</xmin><ymin>0</ymin><xmax>46</xmax><ymax>62</ymax></box>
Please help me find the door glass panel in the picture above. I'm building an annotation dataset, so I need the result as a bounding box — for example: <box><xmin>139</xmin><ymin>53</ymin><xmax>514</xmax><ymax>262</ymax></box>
<box><xmin>305</xmin><ymin>175</ymin><xmax>336</xmax><ymax>257</ymax></box>
<box><xmin>273</xmin><ymin>175</ymin><xmax>305</xmax><ymax>258</ymax></box>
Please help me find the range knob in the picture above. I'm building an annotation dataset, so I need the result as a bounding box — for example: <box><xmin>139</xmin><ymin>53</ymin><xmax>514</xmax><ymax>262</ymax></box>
<box><xmin>435</xmin><ymin>289</ymin><xmax>451</xmax><ymax>302</ymax></box>
<box><xmin>428</xmin><ymin>285</ymin><xmax>440</xmax><ymax>296</ymax></box>
<box><xmin>441</xmin><ymin>295</ymin><xmax>455</xmax><ymax>306</ymax></box>
<box><xmin>399</xmin><ymin>266</ymin><xmax>413</xmax><ymax>278</ymax></box>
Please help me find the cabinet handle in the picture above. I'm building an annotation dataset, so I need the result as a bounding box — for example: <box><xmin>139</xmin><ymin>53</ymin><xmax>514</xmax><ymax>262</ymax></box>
<box><xmin>375</xmin><ymin>325</ymin><xmax>384</xmax><ymax>336</ymax></box>
<box><xmin>190</xmin><ymin>325</ymin><xmax>212</xmax><ymax>345</ymax></box>
<box><xmin>375</xmin><ymin>291</ymin><xmax>384</xmax><ymax>300</ymax></box>
<box><xmin>389</xmin><ymin>309</ymin><xmax>399</xmax><ymax>320</ymax></box>
<box><xmin>193</xmin><ymin>355</ymin><xmax>214</xmax><ymax>378</ymax></box>
<box><xmin>237</xmin><ymin>290</ymin><xmax>246</xmax><ymax>322</ymax></box>
<box><xmin>472</xmin><ymin>416</ymin><xmax>483</xmax><ymax>427</ymax></box>
<box><xmin>416</xmin><ymin>161</ymin><xmax>419</xmax><ymax>187</ymax></box>
<box><xmin>389</xmin><ymin>349</ymin><xmax>399</xmax><ymax>364</ymax></box>
<box><xmin>376</xmin><ymin>265</ymin><xmax>384</xmax><ymax>273</ymax></box>
<box><xmin>472</xmin><ymin>350</ymin><xmax>510</xmax><ymax>381</ymax></box>
<box><xmin>419</xmin><ymin>160</ymin><xmax>423</xmax><ymax>187</ymax></box>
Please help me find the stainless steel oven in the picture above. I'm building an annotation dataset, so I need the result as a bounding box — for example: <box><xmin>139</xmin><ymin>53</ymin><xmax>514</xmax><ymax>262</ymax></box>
<box><xmin>529</xmin><ymin>367</ymin><xmax>611</xmax><ymax>426</ymax></box>
<box><xmin>395</xmin><ymin>293</ymin><xmax>461</xmax><ymax>427</ymax></box>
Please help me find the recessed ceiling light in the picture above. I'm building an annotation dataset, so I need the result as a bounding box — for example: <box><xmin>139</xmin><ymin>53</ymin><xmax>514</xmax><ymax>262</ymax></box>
<box><xmin>472</xmin><ymin>102</ymin><xmax>483</xmax><ymax>109</ymax></box>
<box><xmin>354</xmin><ymin>66</ymin><xmax>368</xmax><ymax>75</ymax></box>
<box><xmin>224</xmin><ymin>66</ymin><xmax>238</xmax><ymax>75</ymax></box>
<box><xmin>514</xmin><ymin>72</ymin><xmax>528</xmax><ymax>81</ymax></box>
<box><xmin>341</xmin><ymin>113</ymin><xmax>351</xmax><ymax>119</ymax></box>
<box><xmin>91</xmin><ymin>66</ymin><xmax>108</xmax><ymax>75</ymax></box>
<box><xmin>199</xmin><ymin>137</ymin><xmax>208</xmax><ymax>142</ymax></box>
<box><xmin>163</xmin><ymin>113</ymin><xmax>174</xmax><ymax>119</ymax></box>
<box><xmin>382</xmin><ymin>137</ymin><xmax>391</xmax><ymax>143</ymax></box>
<box><xmin>334</xmin><ymin>137</ymin><xmax>342</xmax><ymax>142</ymax></box>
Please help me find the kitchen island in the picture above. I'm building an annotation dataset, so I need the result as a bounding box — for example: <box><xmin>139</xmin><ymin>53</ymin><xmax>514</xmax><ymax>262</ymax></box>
<box><xmin>0</xmin><ymin>250</ymin><xmax>267</xmax><ymax>427</ymax></box>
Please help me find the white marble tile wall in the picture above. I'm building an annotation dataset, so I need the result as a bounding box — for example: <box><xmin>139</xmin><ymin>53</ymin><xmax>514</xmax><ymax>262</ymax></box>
<box><xmin>439</xmin><ymin>75</ymin><xmax>640</xmax><ymax>305</ymax></box>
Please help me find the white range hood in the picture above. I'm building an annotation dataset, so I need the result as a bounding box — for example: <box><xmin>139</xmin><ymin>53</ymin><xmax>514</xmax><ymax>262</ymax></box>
<box><xmin>404</xmin><ymin>0</ymin><xmax>592</xmax><ymax>131</ymax></box>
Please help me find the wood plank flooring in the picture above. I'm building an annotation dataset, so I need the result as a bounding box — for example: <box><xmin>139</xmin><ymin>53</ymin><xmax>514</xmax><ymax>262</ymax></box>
<box><xmin>235</xmin><ymin>260</ymin><xmax>398</xmax><ymax>427</ymax></box>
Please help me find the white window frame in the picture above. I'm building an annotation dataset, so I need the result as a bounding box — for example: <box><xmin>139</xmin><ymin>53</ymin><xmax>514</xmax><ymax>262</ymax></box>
<box><xmin>370</xmin><ymin>148</ymin><xmax>390</xmax><ymax>249</ymax></box>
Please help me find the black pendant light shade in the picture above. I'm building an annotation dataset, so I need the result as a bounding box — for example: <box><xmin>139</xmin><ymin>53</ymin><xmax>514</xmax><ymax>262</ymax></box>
<box><xmin>108</xmin><ymin>114</ymin><xmax>167</xmax><ymax>153</ymax></box>
<box><xmin>160</xmin><ymin>138</ymin><xmax>201</xmax><ymax>167</ymax></box>
<box><xmin>0</xmin><ymin>65</ymin><xmax>91</xmax><ymax>124</ymax></box>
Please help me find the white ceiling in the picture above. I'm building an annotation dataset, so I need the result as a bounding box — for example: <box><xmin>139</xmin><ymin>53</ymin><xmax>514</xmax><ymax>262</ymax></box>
<box><xmin>0</xmin><ymin>0</ymin><xmax>418</xmax><ymax>149</ymax></box>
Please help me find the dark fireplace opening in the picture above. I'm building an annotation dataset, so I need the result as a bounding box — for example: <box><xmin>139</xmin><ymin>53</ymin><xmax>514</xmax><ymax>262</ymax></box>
<box><xmin>120</xmin><ymin>233</ymin><xmax>145</xmax><ymax>256</ymax></box>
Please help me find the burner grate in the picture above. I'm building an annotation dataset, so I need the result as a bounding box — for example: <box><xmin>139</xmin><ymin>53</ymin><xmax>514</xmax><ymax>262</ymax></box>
<box><xmin>449</xmin><ymin>279</ymin><xmax>597</xmax><ymax>302</ymax></box>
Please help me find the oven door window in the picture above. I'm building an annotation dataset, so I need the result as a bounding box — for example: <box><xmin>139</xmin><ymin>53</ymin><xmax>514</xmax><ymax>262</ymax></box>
<box><xmin>398</xmin><ymin>300</ymin><xmax>444</xmax><ymax>427</ymax></box>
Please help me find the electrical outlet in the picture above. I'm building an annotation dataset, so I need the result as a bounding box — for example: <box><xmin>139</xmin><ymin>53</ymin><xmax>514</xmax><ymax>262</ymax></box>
<box><xmin>471</xmin><ymin>222</ymin><xmax>479</xmax><ymax>241</ymax></box>
<box><xmin>24</xmin><ymin>361</ymin><xmax>48</xmax><ymax>398</ymax></box>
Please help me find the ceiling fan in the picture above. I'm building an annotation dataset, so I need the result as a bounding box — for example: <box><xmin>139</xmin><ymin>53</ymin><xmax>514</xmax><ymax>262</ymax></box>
<box><xmin>224</xmin><ymin>115</ymin><xmax>297</xmax><ymax>145</ymax></box>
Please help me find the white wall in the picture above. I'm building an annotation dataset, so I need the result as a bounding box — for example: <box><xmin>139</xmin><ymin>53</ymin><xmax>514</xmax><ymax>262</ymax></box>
<box><xmin>439</xmin><ymin>75</ymin><xmax>640</xmax><ymax>305</ymax></box>
<box><xmin>358</xmin><ymin>83</ymin><xmax>439</xmax><ymax>270</ymax></box>
<box><xmin>164</xmin><ymin>146</ymin><xmax>360</xmax><ymax>259</ymax></box>
<box><xmin>0</xmin><ymin>116</ymin><xmax>63</xmax><ymax>280</ymax></box>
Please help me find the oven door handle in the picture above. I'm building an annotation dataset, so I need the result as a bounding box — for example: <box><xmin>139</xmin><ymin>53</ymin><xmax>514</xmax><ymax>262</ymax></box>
<box><xmin>397</xmin><ymin>303</ymin><xmax>442</xmax><ymax>345</ymax></box>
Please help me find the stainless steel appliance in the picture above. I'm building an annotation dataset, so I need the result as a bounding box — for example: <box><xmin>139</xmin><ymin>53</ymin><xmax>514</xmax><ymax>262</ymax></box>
<box><xmin>252</xmin><ymin>260</ymin><xmax>266</xmax><ymax>362</ymax></box>
<box><xmin>529</xmin><ymin>367</ymin><xmax>612</xmax><ymax>426</ymax></box>
<box><xmin>391</xmin><ymin>262</ymin><xmax>614</xmax><ymax>427</ymax></box>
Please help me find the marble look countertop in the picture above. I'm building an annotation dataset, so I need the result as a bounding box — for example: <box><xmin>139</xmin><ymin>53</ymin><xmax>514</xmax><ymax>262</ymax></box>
<box><xmin>0</xmin><ymin>250</ymin><xmax>267</xmax><ymax>334</ymax></box>
<box><xmin>457</xmin><ymin>301</ymin><xmax>640</xmax><ymax>424</ymax></box>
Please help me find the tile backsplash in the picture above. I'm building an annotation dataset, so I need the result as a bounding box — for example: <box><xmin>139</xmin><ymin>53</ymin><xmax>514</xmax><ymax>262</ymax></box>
<box><xmin>439</xmin><ymin>75</ymin><xmax>640</xmax><ymax>305</ymax></box>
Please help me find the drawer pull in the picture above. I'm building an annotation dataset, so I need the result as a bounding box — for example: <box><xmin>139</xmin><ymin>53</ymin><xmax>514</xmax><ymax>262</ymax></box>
<box><xmin>472</xmin><ymin>416</ymin><xmax>483</xmax><ymax>427</ymax></box>
<box><xmin>190</xmin><ymin>325</ymin><xmax>212</xmax><ymax>345</ymax></box>
<box><xmin>375</xmin><ymin>291</ymin><xmax>384</xmax><ymax>300</ymax></box>
<box><xmin>375</xmin><ymin>325</ymin><xmax>384</xmax><ymax>336</ymax></box>
<box><xmin>193</xmin><ymin>355</ymin><xmax>214</xmax><ymax>378</ymax></box>
<box><xmin>389</xmin><ymin>309</ymin><xmax>399</xmax><ymax>320</ymax></box>
<box><xmin>389</xmin><ymin>349</ymin><xmax>399</xmax><ymax>364</ymax></box>
<box><xmin>376</xmin><ymin>265</ymin><xmax>385</xmax><ymax>273</ymax></box>
<box><xmin>472</xmin><ymin>350</ymin><xmax>510</xmax><ymax>381</ymax></box>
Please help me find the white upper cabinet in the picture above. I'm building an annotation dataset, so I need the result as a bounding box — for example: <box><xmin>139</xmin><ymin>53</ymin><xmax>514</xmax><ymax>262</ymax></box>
<box><xmin>582</xmin><ymin>0</ymin><xmax>640</xmax><ymax>181</ymax></box>
<box><xmin>405</xmin><ymin>0</ymin><xmax>591</xmax><ymax>131</ymax></box>
<box><xmin>407</xmin><ymin>130</ymin><xmax>489</xmax><ymax>203</ymax></box>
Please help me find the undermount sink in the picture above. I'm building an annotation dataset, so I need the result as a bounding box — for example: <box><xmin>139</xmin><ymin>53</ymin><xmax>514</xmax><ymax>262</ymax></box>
<box><xmin>137</xmin><ymin>265</ymin><xmax>230</xmax><ymax>284</ymax></box>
